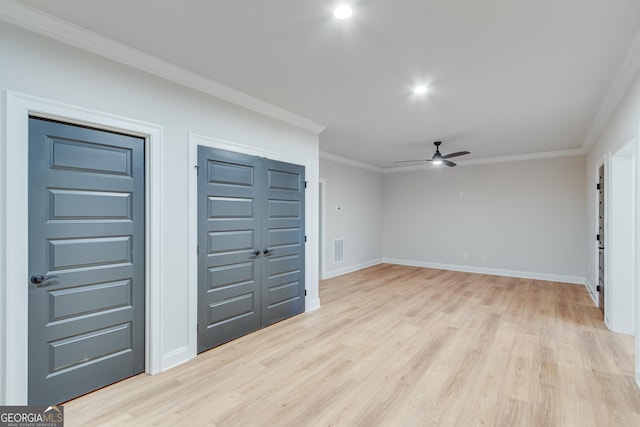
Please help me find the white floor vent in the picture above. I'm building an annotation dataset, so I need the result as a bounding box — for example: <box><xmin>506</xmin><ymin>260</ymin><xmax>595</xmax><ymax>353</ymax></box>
<box><xmin>334</xmin><ymin>238</ymin><xmax>344</xmax><ymax>263</ymax></box>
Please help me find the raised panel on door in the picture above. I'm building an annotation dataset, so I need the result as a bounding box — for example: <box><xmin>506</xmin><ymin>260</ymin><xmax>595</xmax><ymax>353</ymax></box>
<box><xmin>28</xmin><ymin>118</ymin><xmax>145</xmax><ymax>405</ymax></box>
<box><xmin>261</xmin><ymin>159</ymin><xmax>305</xmax><ymax>326</ymax></box>
<box><xmin>197</xmin><ymin>147</ymin><xmax>261</xmax><ymax>352</ymax></box>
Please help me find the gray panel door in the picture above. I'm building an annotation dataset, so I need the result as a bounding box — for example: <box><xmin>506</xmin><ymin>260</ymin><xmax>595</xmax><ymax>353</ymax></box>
<box><xmin>197</xmin><ymin>147</ymin><xmax>305</xmax><ymax>353</ymax></box>
<box><xmin>262</xmin><ymin>159</ymin><xmax>305</xmax><ymax>326</ymax></box>
<box><xmin>197</xmin><ymin>147</ymin><xmax>262</xmax><ymax>352</ymax></box>
<box><xmin>28</xmin><ymin>118</ymin><xmax>145</xmax><ymax>405</ymax></box>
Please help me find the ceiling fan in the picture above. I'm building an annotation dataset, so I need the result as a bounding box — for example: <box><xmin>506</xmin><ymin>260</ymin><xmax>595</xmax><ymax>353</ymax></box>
<box><xmin>395</xmin><ymin>141</ymin><xmax>470</xmax><ymax>167</ymax></box>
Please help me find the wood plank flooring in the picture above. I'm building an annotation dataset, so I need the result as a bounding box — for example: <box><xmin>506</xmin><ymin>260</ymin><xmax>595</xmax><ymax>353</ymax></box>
<box><xmin>63</xmin><ymin>264</ymin><xmax>640</xmax><ymax>426</ymax></box>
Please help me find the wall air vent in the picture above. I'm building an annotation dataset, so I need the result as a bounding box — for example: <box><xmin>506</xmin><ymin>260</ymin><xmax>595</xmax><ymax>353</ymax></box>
<box><xmin>334</xmin><ymin>238</ymin><xmax>344</xmax><ymax>263</ymax></box>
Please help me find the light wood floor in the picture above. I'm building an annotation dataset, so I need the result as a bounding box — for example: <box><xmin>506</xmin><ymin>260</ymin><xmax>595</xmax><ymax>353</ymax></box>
<box><xmin>64</xmin><ymin>264</ymin><xmax>640</xmax><ymax>426</ymax></box>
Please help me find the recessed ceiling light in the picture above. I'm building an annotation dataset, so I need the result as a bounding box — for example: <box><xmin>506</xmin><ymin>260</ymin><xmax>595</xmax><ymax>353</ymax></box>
<box><xmin>413</xmin><ymin>85</ymin><xmax>428</xmax><ymax>94</ymax></box>
<box><xmin>334</xmin><ymin>5</ymin><xmax>353</xmax><ymax>20</ymax></box>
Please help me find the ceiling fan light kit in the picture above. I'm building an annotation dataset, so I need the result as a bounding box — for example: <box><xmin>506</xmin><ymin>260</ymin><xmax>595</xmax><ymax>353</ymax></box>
<box><xmin>395</xmin><ymin>141</ymin><xmax>470</xmax><ymax>167</ymax></box>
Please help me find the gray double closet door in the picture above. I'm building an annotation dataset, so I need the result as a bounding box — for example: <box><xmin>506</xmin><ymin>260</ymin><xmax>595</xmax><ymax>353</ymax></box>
<box><xmin>28</xmin><ymin>118</ymin><xmax>145</xmax><ymax>405</ymax></box>
<box><xmin>197</xmin><ymin>146</ymin><xmax>305</xmax><ymax>353</ymax></box>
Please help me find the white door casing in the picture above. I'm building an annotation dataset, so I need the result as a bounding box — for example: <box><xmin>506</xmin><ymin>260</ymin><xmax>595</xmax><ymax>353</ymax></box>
<box><xmin>1</xmin><ymin>91</ymin><xmax>165</xmax><ymax>405</ymax></box>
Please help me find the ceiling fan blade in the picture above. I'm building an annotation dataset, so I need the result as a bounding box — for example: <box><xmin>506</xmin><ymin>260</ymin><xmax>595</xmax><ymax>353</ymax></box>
<box><xmin>443</xmin><ymin>151</ymin><xmax>470</xmax><ymax>159</ymax></box>
<box><xmin>393</xmin><ymin>159</ymin><xmax>430</xmax><ymax>163</ymax></box>
<box><xmin>443</xmin><ymin>159</ymin><xmax>456</xmax><ymax>167</ymax></box>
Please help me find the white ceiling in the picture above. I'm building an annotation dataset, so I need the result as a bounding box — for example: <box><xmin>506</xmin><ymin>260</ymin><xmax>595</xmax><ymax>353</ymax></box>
<box><xmin>16</xmin><ymin>0</ymin><xmax>640</xmax><ymax>168</ymax></box>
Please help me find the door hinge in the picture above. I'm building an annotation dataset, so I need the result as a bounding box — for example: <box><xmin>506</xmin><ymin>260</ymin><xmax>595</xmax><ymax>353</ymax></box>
<box><xmin>304</xmin><ymin>181</ymin><xmax>308</xmax><ymax>189</ymax></box>
<box><xmin>304</xmin><ymin>289</ymin><xmax>307</xmax><ymax>296</ymax></box>
<box><xmin>197</xmin><ymin>322</ymin><xmax>200</xmax><ymax>333</ymax></box>
<box><xmin>596</xmin><ymin>285</ymin><xmax>601</xmax><ymax>292</ymax></box>
<box><xmin>596</xmin><ymin>234</ymin><xmax>600</xmax><ymax>241</ymax></box>
<box><xmin>195</xmin><ymin>164</ymin><xmax>200</xmax><ymax>176</ymax></box>
<box><xmin>197</xmin><ymin>245</ymin><xmax>199</xmax><ymax>255</ymax></box>
<box><xmin>596</xmin><ymin>183</ymin><xmax>600</xmax><ymax>190</ymax></box>
<box><xmin>305</xmin><ymin>235</ymin><xmax>307</xmax><ymax>243</ymax></box>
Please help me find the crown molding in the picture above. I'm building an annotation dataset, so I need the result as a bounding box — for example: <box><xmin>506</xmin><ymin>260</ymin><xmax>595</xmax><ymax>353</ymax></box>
<box><xmin>382</xmin><ymin>148</ymin><xmax>585</xmax><ymax>173</ymax></box>
<box><xmin>320</xmin><ymin>151</ymin><xmax>383</xmax><ymax>172</ymax></box>
<box><xmin>320</xmin><ymin>147</ymin><xmax>584</xmax><ymax>174</ymax></box>
<box><xmin>0</xmin><ymin>0</ymin><xmax>325</xmax><ymax>135</ymax></box>
<box><xmin>581</xmin><ymin>25</ymin><xmax>640</xmax><ymax>153</ymax></box>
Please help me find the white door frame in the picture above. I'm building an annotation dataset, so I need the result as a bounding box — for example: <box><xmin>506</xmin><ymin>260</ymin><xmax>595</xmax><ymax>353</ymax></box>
<box><xmin>187</xmin><ymin>133</ymin><xmax>320</xmax><ymax>359</ymax></box>
<box><xmin>635</xmin><ymin>121</ymin><xmax>640</xmax><ymax>388</ymax></box>
<box><xmin>1</xmin><ymin>91</ymin><xmax>165</xmax><ymax>404</ymax></box>
<box><xmin>608</xmin><ymin>136</ymin><xmax>636</xmax><ymax>334</ymax></box>
<box><xmin>319</xmin><ymin>178</ymin><xmax>327</xmax><ymax>280</ymax></box>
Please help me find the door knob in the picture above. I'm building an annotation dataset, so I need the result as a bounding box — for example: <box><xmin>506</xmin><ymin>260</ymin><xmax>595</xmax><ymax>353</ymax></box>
<box><xmin>249</xmin><ymin>250</ymin><xmax>261</xmax><ymax>258</ymax></box>
<box><xmin>263</xmin><ymin>249</ymin><xmax>273</xmax><ymax>256</ymax></box>
<box><xmin>30</xmin><ymin>274</ymin><xmax>59</xmax><ymax>285</ymax></box>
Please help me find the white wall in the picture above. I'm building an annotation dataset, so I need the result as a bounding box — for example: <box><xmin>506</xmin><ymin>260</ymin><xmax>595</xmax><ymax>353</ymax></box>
<box><xmin>383</xmin><ymin>156</ymin><xmax>587</xmax><ymax>282</ymax></box>
<box><xmin>0</xmin><ymin>22</ymin><xmax>320</xmax><ymax>403</ymax></box>
<box><xmin>319</xmin><ymin>158</ymin><xmax>383</xmax><ymax>278</ymax></box>
<box><xmin>609</xmin><ymin>148</ymin><xmax>634</xmax><ymax>334</ymax></box>
<box><xmin>584</xmin><ymin>64</ymin><xmax>640</xmax><ymax>386</ymax></box>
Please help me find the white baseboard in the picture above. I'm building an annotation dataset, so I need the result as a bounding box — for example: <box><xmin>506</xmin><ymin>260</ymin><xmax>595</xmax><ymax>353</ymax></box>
<box><xmin>584</xmin><ymin>277</ymin><xmax>599</xmax><ymax>306</ymax></box>
<box><xmin>383</xmin><ymin>258</ymin><xmax>586</xmax><ymax>285</ymax></box>
<box><xmin>306</xmin><ymin>297</ymin><xmax>321</xmax><ymax>312</ymax></box>
<box><xmin>161</xmin><ymin>346</ymin><xmax>190</xmax><ymax>372</ymax></box>
<box><xmin>322</xmin><ymin>258</ymin><xmax>383</xmax><ymax>280</ymax></box>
